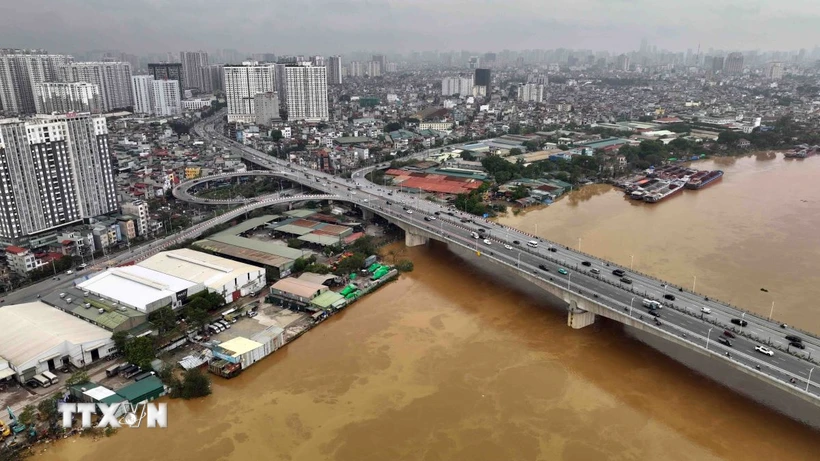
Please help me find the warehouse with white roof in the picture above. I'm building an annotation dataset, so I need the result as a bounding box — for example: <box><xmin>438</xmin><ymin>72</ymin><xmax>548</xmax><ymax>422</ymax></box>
<box><xmin>138</xmin><ymin>248</ymin><xmax>266</xmax><ymax>303</ymax></box>
<box><xmin>0</xmin><ymin>302</ymin><xmax>115</xmax><ymax>382</ymax></box>
<box><xmin>77</xmin><ymin>265</ymin><xmax>204</xmax><ymax>313</ymax></box>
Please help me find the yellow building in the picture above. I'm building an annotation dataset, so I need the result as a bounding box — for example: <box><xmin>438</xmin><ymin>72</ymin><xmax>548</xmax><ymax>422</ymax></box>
<box><xmin>185</xmin><ymin>167</ymin><xmax>201</xmax><ymax>179</ymax></box>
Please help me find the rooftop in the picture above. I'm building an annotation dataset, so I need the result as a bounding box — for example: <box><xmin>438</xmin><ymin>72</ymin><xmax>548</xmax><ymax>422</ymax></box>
<box><xmin>270</xmin><ymin>277</ymin><xmax>327</xmax><ymax>299</ymax></box>
<box><xmin>78</xmin><ymin>266</ymin><xmax>198</xmax><ymax>312</ymax></box>
<box><xmin>0</xmin><ymin>302</ymin><xmax>112</xmax><ymax>366</ymax></box>
<box><xmin>138</xmin><ymin>249</ymin><xmax>263</xmax><ymax>291</ymax></box>
<box><xmin>218</xmin><ymin>337</ymin><xmax>264</xmax><ymax>356</ymax></box>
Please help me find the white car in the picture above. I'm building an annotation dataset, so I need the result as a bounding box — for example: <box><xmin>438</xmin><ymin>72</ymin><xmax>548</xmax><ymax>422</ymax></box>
<box><xmin>483</xmin><ymin>239</ymin><xmax>491</xmax><ymax>245</ymax></box>
<box><xmin>406</xmin><ymin>209</ymin><xmax>413</xmax><ymax>214</ymax></box>
<box><xmin>363</xmin><ymin>199</ymin><xmax>369</xmax><ymax>202</ymax></box>
<box><xmin>428</xmin><ymin>216</ymin><xmax>436</xmax><ymax>220</ymax></box>
<box><xmin>755</xmin><ymin>345</ymin><xmax>774</xmax><ymax>356</ymax></box>
<box><xmin>503</xmin><ymin>244</ymin><xmax>513</xmax><ymax>250</ymax></box>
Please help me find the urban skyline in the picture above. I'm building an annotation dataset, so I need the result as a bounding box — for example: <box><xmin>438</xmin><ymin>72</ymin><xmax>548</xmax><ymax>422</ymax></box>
<box><xmin>1</xmin><ymin>0</ymin><xmax>819</xmax><ymax>56</ymax></box>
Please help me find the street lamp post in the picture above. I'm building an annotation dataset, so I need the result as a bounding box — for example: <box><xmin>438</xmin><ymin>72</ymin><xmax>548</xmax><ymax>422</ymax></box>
<box><xmin>630</xmin><ymin>254</ymin><xmax>634</xmax><ymax>270</ymax></box>
<box><xmin>808</xmin><ymin>367</ymin><xmax>816</xmax><ymax>392</ymax></box>
<box><xmin>517</xmin><ymin>252</ymin><xmax>521</xmax><ymax>268</ymax></box>
<box><xmin>692</xmin><ymin>275</ymin><xmax>697</xmax><ymax>293</ymax></box>
<box><xmin>578</xmin><ymin>237</ymin><xmax>582</xmax><ymax>252</ymax></box>
<box><xmin>629</xmin><ymin>297</ymin><xmax>635</xmax><ymax>316</ymax></box>
<box><xmin>706</xmin><ymin>327</ymin><xmax>714</xmax><ymax>350</ymax></box>
<box><xmin>768</xmin><ymin>301</ymin><xmax>775</xmax><ymax>321</ymax></box>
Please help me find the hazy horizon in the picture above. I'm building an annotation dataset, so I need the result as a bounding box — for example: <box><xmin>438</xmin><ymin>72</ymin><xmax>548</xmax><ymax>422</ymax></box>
<box><xmin>1</xmin><ymin>0</ymin><xmax>818</xmax><ymax>56</ymax></box>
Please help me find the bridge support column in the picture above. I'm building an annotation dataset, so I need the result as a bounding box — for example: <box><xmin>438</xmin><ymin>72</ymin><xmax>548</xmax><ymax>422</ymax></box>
<box><xmin>362</xmin><ymin>208</ymin><xmax>374</xmax><ymax>222</ymax></box>
<box><xmin>405</xmin><ymin>231</ymin><xmax>429</xmax><ymax>247</ymax></box>
<box><xmin>567</xmin><ymin>301</ymin><xmax>596</xmax><ymax>329</ymax></box>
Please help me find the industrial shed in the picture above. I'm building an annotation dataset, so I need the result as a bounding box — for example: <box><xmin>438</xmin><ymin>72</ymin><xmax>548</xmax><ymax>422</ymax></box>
<box><xmin>77</xmin><ymin>265</ymin><xmax>203</xmax><ymax>313</ymax></box>
<box><xmin>0</xmin><ymin>302</ymin><xmax>115</xmax><ymax>382</ymax></box>
<box><xmin>138</xmin><ymin>249</ymin><xmax>266</xmax><ymax>304</ymax></box>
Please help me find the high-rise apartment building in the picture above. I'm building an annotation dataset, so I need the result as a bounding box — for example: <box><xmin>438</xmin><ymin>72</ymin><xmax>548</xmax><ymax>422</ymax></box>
<box><xmin>616</xmin><ymin>54</ymin><xmax>630</xmax><ymax>71</ymax></box>
<box><xmin>310</xmin><ymin>56</ymin><xmax>325</xmax><ymax>67</ymax></box>
<box><xmin>180</xmin><ymin>51</ymin><xmax>209</xmax><ymax>91</ymax></box>
<box><xmin>131</xmin><ymin>75</ymin><xmax>181</xmax><ymax>116</ymax></box>
<box><xmin>517</xmin><ymin>83</ymin><xmax>544</xmax><ymax>103</ymax></box>
<box><xmin>223</xmin><ymin>62</ymin><xmax>276</xmax><ymax>123</ymax></box>
<box><xmin>766</xmin><ymin>61</ymin><xmax>784</xmax><ymax>80</ymax></box>
<box><xmin>441</xmin><ymin>76</ymin><xmax>474</xmax><ymax>96</ymax></box>
<box><xmin>148</xmin><ymin>63</ymin><xmax>183</xmax><ymax>92</ymax></box>
<box><xmin>469</xmin><ymin>57</ymin><xmax>481</xmax><ymax>69</ymax></box>
<box><xmin>327</xmin><ymin>56</ymin><xmax>343</xmax><ymax>85</ymax></box>
<box><xmin>0</xmin><ymin>52</ymin><xmax>73</xmax><ymax>114</ymax></box>
<box><xmin>283</xmin><ymin>63</ymin><xmax>328</xmax><ymax>122</ymax></box>
<box><xmin>59</xmin><ymin>62</ymin><xmax>133</xmax><ymax>112</ymax></box>
<box><xmin>725</xmin><ymin>52</ymin><xmax>744</xmax><ymax>74</ymax></box>
<box><xmin>474</xmin><ymin>68</ymin><xmax>491</xmax><ymax>87</ymax></box>
<box><xmin>202</xmin><ymin>64</ymin><xmax>224</xmax><ymax>93</ymax></box>
<box><xmin>366</xmin><ymin>61</ymin><xmax>382</xmax><ymax>77</ymax></box>
<box><xmin>254</xmin><ymin>92</ymin><xmax>281</xmax><ymax>125</ymax></box>
<box><xmin>348</xmin><ymin>61</ymin><xmax>363</xmax><ymax>78</ymax></box>
<box><xmin>371</xmin><ymin>55</ymin><xmax>387</xmax><ymax>74</ymax></box>
<box><xmin>0</xmin><ymin>113</ymin><xmax>117</xmax><ymax>239</ymax></box>
<box><xmin>34</xmin><ymin>82</ymin><xmax>102</xmax><ymax>114</ymax></box>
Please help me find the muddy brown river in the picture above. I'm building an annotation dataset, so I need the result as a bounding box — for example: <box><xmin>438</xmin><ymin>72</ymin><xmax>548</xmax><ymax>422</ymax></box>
<box><xmin>37</xmin><ymin>153</ymin><xmax>820</xmax><ymax>460</ymax></box>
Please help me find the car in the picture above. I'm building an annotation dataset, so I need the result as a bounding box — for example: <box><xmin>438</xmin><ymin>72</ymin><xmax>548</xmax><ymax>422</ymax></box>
<box><xmin>513</xmin><ymin>240</ymin><xmax>521</xmax><ymax>245</ymax></box>
<box><xmin>730</xmin><ymin>318</ymin><xmax>749</xmax><ymax>327</ymax></box>
<box><xmin>538</xmin><ymin>264</ymin><xmax>549</xmax><ymax>271</ymax></box>
<box><xmin>723</xmin><ymin>330</ymin><xmax>736</xmax><ymax>338</ymax></box>
<box><xmin>612</xmin><ymin>269</ymin><xmax>625</xmax><ymax>277</ymax></box>
<box><xmin>548</xmin><ymin>247</ymin><xmax>558</xmax><ymax>252</ymax></box>
<box><xmin>718</xmin><ymin>337</ymin><xmax>732</xmax><ymax>347</ymax></box>
<box><xmin>503</xmin><ymin>244</ymin><xmax>513</xmax><ymax>250</ymax></box>
<box><xmin>477</xmin><ymin>228</ymin><xmax>485</xmax><ymax>233</ymax></box>
<box><xmin>428</xmin><ymin>216</ymin><xmax>436</xmax><ymax>221</ymax></box>
<box><xmin>649</xmin><ymin>310</ymin><xmax>661</xmax><ymax>317</ymax></box>
<box><xmin>589</xmin><ymin>268</ymin><xmax>600</xmax><ymax>275</ymax></box>
<box><xmin>663</xmin><ymin>294</ymin><xmax>676</xmax><ymax>301</ymax></box>
<box><xmin>558</xmin><ymin>268</ymin><xmax>568</xmax><ymax>275</ymax></box>
<box><xmin>350</xmin><ymin>191</ymin><xmax>357</xmax><ymax>195</ymax></box>
<box><xmin>424</xmin><ymin>216</ymin><xmax>432</xmax><ymax>221</ymax></box>
<box><xmin>434</xmin><ymin>211</ymin><xmax>440</xmax><ymax>215</ymax></box>
<box><xmin>406</xmin><ymin>209</ymin><xmax>413</xmax><ymax>214</ymax></box>
<box><xmin>785</xmin><ymin>335</ymin><xmax>802</xmax><ymax>343</ymax></box>
<box><xmin>780</xmin><ymin>323</ymin><xmax>788</xmax><ymax>329</ymax></box>
<box><xmin>790</xmin><ymin>342</ymin><xmax>806</xmax><ymax>350</ymax></box>
<box><xmin>620</xmin><ymin>277</ymin><xmax>632</xmax><ymax>284</ymax></box>
<box><xmin>755</xmin><ymin>345</ymin><xmax>774</xmax><ymax>356</ymax></box>
<box><xmin>363</xmin><ymin>198</ymin><xmax>369</xmax><ymax>202</ymax></box>
<box><xmin>581</xmin><ymin>261</ymin><xmax>592</xmax><ymax>267</ymax></box>
<box><xmin>701</xmin><ymin>307</ymin><xmax>712</xmax><ymax>315</ymax></box>
<box><xmin>483</xmin><ymin>239</ymin><xmax>491</xmax><ymax>245</ymax></box>
<box><xmin>387</xmin><ymin>192</ymin><xmax>393</xmax><ymax>196</ymax></box>
<box><xmin>460</xmin><ymin>218</ymin><xmax>469</xmax><ymax>223</ymax></box>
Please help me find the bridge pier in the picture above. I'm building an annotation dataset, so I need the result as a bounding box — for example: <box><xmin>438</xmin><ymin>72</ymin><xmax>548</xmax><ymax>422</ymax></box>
<box><xmin>404</xmin><ymin>231</ymin><xmax>429</xmax><ymax>247</ymax></box>
<box><xmin>361</xmin><ymin>208</ymin><xmax>374</xmax><ymax>222</ymax></box>
<box><xmin>567</xmin><ymin>300</ymin><xmax>596</xmax><ymax>329</ymax></box>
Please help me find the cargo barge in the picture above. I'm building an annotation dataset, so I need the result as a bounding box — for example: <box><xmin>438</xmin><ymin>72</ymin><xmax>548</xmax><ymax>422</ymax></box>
<box><xmin>644</xmin><ymin>179</ymin><xmax>686</xmax><ymax>203</ymax></box>
<box><xmin>685</xmin><ymin>170</ymin><xmax>723</xmax><ymax>189</ymax></box>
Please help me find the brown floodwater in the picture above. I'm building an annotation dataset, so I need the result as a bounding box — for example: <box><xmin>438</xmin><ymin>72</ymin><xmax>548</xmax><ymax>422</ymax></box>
<box><xmin>502</xmin><ymin>152</ymin><xmax>820</xmax><ymax>334</ymax></box>
<box><xmin>37</xmin><ymin>153</ymin><xmax>820</xmax><ymax>461</ymax></box>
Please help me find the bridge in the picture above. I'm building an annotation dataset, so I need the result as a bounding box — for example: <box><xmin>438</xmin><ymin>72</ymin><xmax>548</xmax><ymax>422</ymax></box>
<box><xmin>173</xmin><ymin>170</ymin><xmax>296</xmax><ymax>205</ymax></box>
<box><xmin>189</xmin><ymin>112</ymin><xmax>820</xmax><ymax>426</ymax></box>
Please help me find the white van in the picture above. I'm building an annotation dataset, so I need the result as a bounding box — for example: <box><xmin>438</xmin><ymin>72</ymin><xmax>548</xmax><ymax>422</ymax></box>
<box><xmin>41</xmin><ymin>370</ymin><xmax>59</xmax><ymax>385</ymax></box>
<box><xmin>527</xmin><ymin>240</ymin><xmax>538</xmax><ymax>248</ymax></box>
<box><xmin>471</xmin><ymin>232</ymin><xmax>479</xmax><ymax>239</ymax></box>
<box><xmin>31</xmin><ymin>374</ymin><xmax>51</xmax><ymax>388</ymax></box>
<box><xmin>642</xmin><ymin>299</ymin><xmax>661</xmax><ymax>310</ymax></box>
<box><xmin>701</xmin><ymin>307</ymin><xmax>712</xmax><ymax>315</ymax></box>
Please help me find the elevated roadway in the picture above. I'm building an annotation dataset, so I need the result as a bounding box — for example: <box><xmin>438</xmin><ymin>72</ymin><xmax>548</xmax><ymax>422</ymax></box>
<box><xmin>191</xmin><ymin>112</ymin><xmax>820</xmax><ymax>424</ymax></box>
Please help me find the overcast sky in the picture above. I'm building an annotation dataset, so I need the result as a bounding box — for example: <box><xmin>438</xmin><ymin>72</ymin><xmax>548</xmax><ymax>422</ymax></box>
<box><xmin>1</xmin><ymin>0</ymin><xmax>818</xmax><ymax>56</ymax></box>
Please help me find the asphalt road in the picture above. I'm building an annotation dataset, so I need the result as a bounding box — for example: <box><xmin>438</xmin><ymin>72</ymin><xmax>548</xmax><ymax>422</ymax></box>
<box><xmin>195</xmin><ymin>124</ymin><xmax>820</xmax><ymax>400</ymax></box>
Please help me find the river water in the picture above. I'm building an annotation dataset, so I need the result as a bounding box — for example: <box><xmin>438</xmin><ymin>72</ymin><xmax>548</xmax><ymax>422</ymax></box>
<box><xmin>38</xmin><ymin>153</ymin><xmax>820</xmax><ymax>461</ymax></box>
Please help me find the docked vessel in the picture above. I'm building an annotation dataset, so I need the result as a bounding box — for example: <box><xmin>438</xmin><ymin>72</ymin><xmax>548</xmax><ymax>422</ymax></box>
<box><xmin>684</xmin><ymin>170</ymin><xmax>709</xmax><ymax>189</ymax></box>
<box><xmin>644</xmin><ymin>179</ymin><xmax>686</xmax><ymax>203</ymax></box>
<box><xmin>687</xmin><ymin>170</ymin><xmax>723</xmax><ymax>189</ymax></box>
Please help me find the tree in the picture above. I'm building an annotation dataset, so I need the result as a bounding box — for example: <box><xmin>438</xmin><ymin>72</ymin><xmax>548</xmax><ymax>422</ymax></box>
<box><xmin>384</xmin><ymin>121</ymin><xmax>402</xmax><ymax>132</ymax></box>
<box><xmin>124</xmin><ymin>336</ymin><xmax>156</xmax><ymax>369</ymax></box>
<box><xmin>509</xmin><ymin>148</ymin><xmax>523</xmax><ymax>156</ymax></box>
<box><xmin>178</xmin><ymin>368</ymin><xmax>211</xmax><ymax>399</ymax></box>
<box><xmin>511</xmin><ymin>184</ymin><xmax>530</xmax><ymax>200</ymax></box>
<box><xmin>112</xmin><ymin>331</ymin><xmax>130</xmax><ymax>353</ymax></box>
<box><xmin>65</xmin><ymin>370</ymin><xmax>90</xmax><ymax>387</ymax></box>
<box><xmin>271</xmin><ymin>130</ymin><xmax>283</xmax><ymax>141</ymax></box>
<box><xmin>396</xmin><ymin>260</ymin><xmax>414</xmax><ymax>272</ymax></box>
<box><xmin>287</xmin><ymin>238</ymin><xmax>304</xmax><ymax>249</ymax></box>
<box><xmin>334</xmin><ymin>253</ymin><xmax>366</xmax><ymax>276</ymax></box>
<box><xmin>38</xmin><ymin>394</ymin><xmax>60</xmax><ymax>424</ymax></box>
<box><xmin>184</xmin><ymin>301</ymin><xmax>210</xmax><ymax>331</ymax></box>
<box><xmin>18</xmin><ymin>405</ymin><xmax>36</xmax><ymax>426</ymax></box>
<box><xmin>148</xmin><ymin>306</ymin><xmax>177</xmax><ymax>334</ymax></box>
